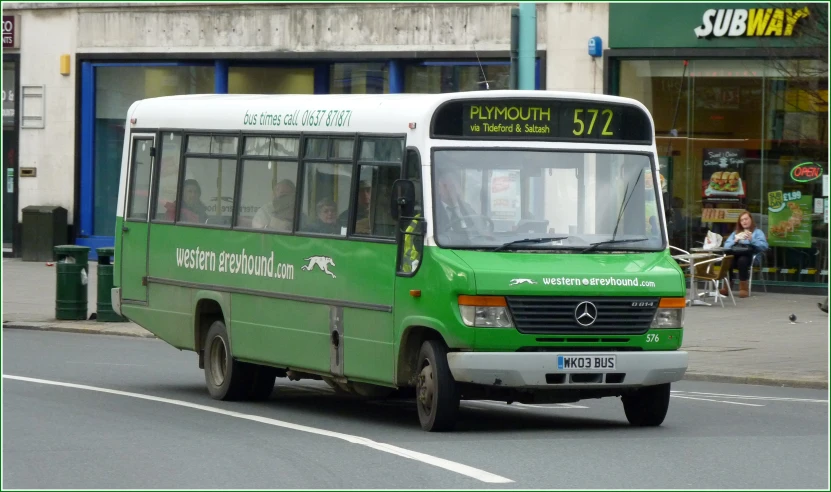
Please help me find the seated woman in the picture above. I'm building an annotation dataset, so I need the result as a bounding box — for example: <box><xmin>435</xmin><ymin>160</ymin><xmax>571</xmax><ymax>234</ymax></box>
<box><xmin>307</xmin><ymin>197</ymin><xmax>342</xmax><ymax>235</ymax></box>
<box><xmin>165</xmin><ymin>179</ymin><xmax>208</xmax><ymax>224</ymax></box>
<box><xmin>720</xmin><ymin>210</ymin><xmax>768</xmax><ymax>298</ymax></box>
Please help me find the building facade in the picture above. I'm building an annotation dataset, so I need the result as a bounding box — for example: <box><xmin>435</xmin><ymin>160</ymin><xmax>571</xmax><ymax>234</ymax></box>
<box><xmin>605</xmin><ymin>2</ymin><xmax>828</xmax><ymax>292</ymax></box>
<box><xmin>1</xmin><ymin>1</ymin><xmax>609</xmax><ymax>258</ymax></box>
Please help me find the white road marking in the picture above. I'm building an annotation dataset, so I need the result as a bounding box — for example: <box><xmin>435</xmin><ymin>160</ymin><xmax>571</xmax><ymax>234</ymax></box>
<box><xmin>65</xmin><ymin>361</ymin><xmax>146</xmax><ymax>367</ymax></box>
<box><xmin>671</xmin><ymin>395</ymin><xmax>765</xmax><ymax>407</ymax></box>
<box><xmin>3</xmin><ymin>374</ymin><xmax>512</xmax><ymax>484</ymax></box>
<box><xmin>672</xmin><ymin>391</ymin><xmax>828</xmax><ymax>404</ymax></box>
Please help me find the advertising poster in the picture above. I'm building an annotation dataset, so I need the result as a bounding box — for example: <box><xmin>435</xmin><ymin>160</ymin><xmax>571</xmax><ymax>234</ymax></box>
<box><xmin>767</xmin><ymin>190</ymin><xmax>812</xmax><ymax>248</ymax></box>
<box><xmin>489</xmin><ymin>170</ymin><xmax>521</xmax><ymax>222</ymax></box>
<box><xmin>701</xmin><ymin>207</ymin><xmax>746</xmax><ymax>223</ymax></box>
<box><xmin>702</xmin><ymin>148</ymin><xmax>746</xmax><ymax>203</ymax></box>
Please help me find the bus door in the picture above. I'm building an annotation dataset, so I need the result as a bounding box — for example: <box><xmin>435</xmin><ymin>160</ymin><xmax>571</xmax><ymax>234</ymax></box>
<box><xmin>120</xmin><ymin>133</ymin><xmax>156</xmax><ymax>303</ymax></box>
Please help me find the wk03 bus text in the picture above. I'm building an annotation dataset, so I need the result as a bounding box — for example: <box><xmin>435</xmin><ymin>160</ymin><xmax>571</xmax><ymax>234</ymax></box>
<box><xmin>113</xmin><ymin>90</ymin><xmax>688</xmax><ymax>432</ymax></box>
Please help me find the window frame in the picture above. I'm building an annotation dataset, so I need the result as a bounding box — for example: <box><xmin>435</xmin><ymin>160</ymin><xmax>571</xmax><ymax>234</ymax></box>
<box><xmin>124</xmin><ymin>134</ymin><xmax>156</xmax><ymax>223</ymax></box>
<box><xmin>233</xmin><ymin>134</ymin><xmax>302</xmax><ymax>234</ymax></box>
<box><xmin>149</xmin><ymin>130</ymin><xmax>184</xmax><ymax>224</ymax></box>
<box><xmin>175</xmin><ymin>131</ymin><xmax>241</xmax><ymax>229</ymax></box>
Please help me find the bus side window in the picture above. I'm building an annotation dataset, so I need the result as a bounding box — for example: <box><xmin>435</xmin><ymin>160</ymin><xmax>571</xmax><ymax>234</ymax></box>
<box><xmin>237</xmin><ymin>136</ymin><xmax>300</xmax><ymax>231</ymax></box>
<box><xmin>153</xmin><ymin>132</ymin><xmax>182</xmax><ymax>222</ymax></box>
<box><xmin>350</xmin><ymin>137</ymin><xmax>405</xmax><ymax>238</ymax></box>
<box><xmin>405</xmin><ymin>149</ymin><xmax>423</xmax><ymax>213</ymax></box>
<box><xmin>126</xmin><ymin>138</ymin><xmax>154</xmax><ymax>221</ymax></box>
<box><xmin>298</xmin><ymin>161</ymin><xmax>351</xmax><ymax>236</ymax></box>
<box><xmin>179</xmin><ymin>157</ymin><xmax>237</xmax><ymax>227</ymax></box>
<box><xmin>398</xmin><ymin>148</ymin><xmax>424</xmax><ymax>275</ymax></box>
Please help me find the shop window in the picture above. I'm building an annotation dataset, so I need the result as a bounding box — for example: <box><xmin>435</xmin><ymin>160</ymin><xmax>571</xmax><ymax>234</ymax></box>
<box><xmin>330</xmin><ymin>63</ymin><xmax>389</xmax><ymax>94</ymax></box>
<box><xmin>618</xmin><ymin>57</ymin><xmax>828</xmax><ymax>286</ymax></box>
<box><xmin>93</xmin><ymin>65</ymin><xmax>214</xmax><ymax>236</ymax></box>
<box><xmin>229</xmin><ymin>67</ymin><xmax>314</xmax><ymax>94</ymax></box>
<box><xmin>405</xmin><ymin>64</ymin><xmax>512</xmax><ymax>93</ymax></box>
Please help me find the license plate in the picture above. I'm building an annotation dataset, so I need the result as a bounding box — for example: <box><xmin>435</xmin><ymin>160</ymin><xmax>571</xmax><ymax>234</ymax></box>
<box><xmin>557</xmin><ymin>355</ymin><xmax>616</xmax><ymax>370</ymax></box>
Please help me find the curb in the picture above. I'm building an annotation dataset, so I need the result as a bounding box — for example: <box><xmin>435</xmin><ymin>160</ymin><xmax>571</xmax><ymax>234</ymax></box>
<box><xmin>3</xmin><ymin>323</ymin><xmax>828</xmax><ymax>390</ymax></box>
<box><xmin>683</xmin><ymin>372</ymin><xmax>828</xmax><ymax>390</ymax></box>
<box><xmin>3</xmin><ymin>322</ymin><xmax>156</xmax><ymax>339</ymax></box>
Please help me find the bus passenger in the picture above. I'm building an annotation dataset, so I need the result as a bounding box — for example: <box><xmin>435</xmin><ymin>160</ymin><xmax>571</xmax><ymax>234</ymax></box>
<box><xmin>339</xmin><ymin>180</ymin><xmax>372</xmax><ymax>228</ymax></box>
<box><xmin>308</xmin><ymin>197</ymin><xmax>341</xmax><ymax>235</ymax></box>
<box><xmin>171</xmin><ymin>179</ymin><xmax>208</xmax><ymax>224</ymax></box>
<box><xmin>252</xmin><ymin>179</ymin><xmax>296</xmax><ymax>231</ymax></box>
<box><xmin>436</xmin><ymin>174</ymin><xmax>475</xmax><ymax>231</ymax></box>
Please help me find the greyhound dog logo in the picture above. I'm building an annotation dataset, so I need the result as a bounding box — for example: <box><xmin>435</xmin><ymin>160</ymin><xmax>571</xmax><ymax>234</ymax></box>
<box><xmin>509</xmin><ymin>278</ymin><xmax>537</xmax><ymax>286</ymax></box>
<box><xmin>301</xmin><ymin>256</ymin><xmax>336</xmax><ymax>278</ymax></box>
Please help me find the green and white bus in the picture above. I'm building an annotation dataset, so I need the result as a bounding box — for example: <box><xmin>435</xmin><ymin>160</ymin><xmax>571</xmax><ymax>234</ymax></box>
<box><xmin>113</xmin><ymin>90</ymin><xmax>688</xmax><ymax>431</ymax></box>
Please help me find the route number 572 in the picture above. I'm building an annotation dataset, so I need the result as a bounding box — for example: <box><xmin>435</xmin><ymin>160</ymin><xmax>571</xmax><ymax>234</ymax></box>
<box><xmin>646</xmin><ymin>333</ymin><xmax>660</xmax><ymax>343</ymax></box>
<box><xmin>572</xmin><ymin>108</ymin><xmax>614</xmax><ymax>137</ymax></box>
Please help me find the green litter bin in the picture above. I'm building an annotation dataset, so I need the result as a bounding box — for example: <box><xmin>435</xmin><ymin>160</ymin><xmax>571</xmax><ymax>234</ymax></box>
<box><xmin>54</xmin><ymin>245</ymin><xmax>90</xmax><ymax>321</ymax></box>
<box><xmin>96</xmin><ymin>247</ymin><xmax>125</xmax><ymax>322</ymax></box>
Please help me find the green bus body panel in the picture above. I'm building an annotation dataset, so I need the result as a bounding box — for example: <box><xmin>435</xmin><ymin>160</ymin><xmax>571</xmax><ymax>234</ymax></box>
<box><xmin>120</xmin><ymin>221</ymin><xmax>149</xmax><ymax>301</ymax></box>
<box><xmin>114</xmin><ymin>216</ymin><xmax>687</xmax><ymax>388</ymax></box>
<box><xmin>452</xmin><ymin>249</ymin><xmax>686</xmax><ymax>298</ymax></box>
<box><xmin>144</xmin><ymin>223</ymin><xmax>395</xmax><ymax>384</ymax></box>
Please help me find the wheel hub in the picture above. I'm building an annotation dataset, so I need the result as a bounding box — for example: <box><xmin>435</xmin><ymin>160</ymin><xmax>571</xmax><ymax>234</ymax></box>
<box><xmin>209</xmin><ymin>336</ymin><xmax>227</xmax><ymax>387</ymax></box>
<box><xmin>417</xmin><ymin>362</ymin><xmax>434</xmax><ymax>410</ymax></box>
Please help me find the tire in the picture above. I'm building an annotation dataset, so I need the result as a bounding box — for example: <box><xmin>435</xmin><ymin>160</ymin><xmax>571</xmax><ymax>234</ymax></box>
<box><xmin>622</xmin><ymin>383</ymin><xmax>671</xmax><ymax>427</ymax></box>
<box><xmin>415</xmin><ymin>340</ymin><xmax>460</xmax><ymax>432</ymax></box>
<box><xmin>203</xmin><ymin>320</ymin><xmax>253</xmax><ymax>401</ymax></box>
<box><xmin>246</xmin><ymin>365</ymin><xmax>277</xmax><ymax>401</ymax></box>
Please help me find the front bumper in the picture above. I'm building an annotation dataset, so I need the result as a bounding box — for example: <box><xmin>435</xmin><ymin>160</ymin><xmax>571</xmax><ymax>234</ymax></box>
<box><xmin>447</xmin><ymin>350</ymin><xmax>688</xmax><ymax>388</ymax></box>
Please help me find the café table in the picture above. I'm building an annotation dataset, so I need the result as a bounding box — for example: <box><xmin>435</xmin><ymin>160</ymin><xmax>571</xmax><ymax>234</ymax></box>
<box><xmin>671</xmin><ymin>249</ymin><xmax>725</xmax><ymax>306</ymax></box>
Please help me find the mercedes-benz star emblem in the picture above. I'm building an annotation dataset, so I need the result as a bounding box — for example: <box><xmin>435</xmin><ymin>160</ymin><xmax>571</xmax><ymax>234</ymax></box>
<box><xmin>574</xmin><ymin>301</ymin><xmax>598</xmax><ymax>327</ymax></box>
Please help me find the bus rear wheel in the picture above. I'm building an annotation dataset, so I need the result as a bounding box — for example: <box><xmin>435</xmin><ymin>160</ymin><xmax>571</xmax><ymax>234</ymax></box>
<box><xmin>415</xmin><ymin>340</ymin><xmax>460</xmax><ymax>432</ymax></box>
<box><xmin>622</xmin><ymin>382</ymin><xmax>671</xmax><ymax>427</ymax></box>
<box><xmin>204</xmin><ymin>320</ymin><xmax>254</xmax><ymax>401</ymax></box>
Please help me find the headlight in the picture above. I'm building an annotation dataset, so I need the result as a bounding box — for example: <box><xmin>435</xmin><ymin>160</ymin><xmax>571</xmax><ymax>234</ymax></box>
<box><xmin>458</xmin><ymin>295</ymin><xmax>515</xmax><ymax>328</ymax></box>
<box><xmin>651</xmin><ymin>308</ymin><xmax>684</xmax><ymax>328</ymax></box>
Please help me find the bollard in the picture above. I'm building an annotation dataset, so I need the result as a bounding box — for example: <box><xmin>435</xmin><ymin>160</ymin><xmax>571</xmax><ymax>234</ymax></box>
<box><xmin>54</xmin><ymin>245</ymin><xmax>90</xmax><ymax>320</ymax></box>
<box><xmin>95</xmin><ymin>247</ymin><xmax>126</xmax><ymax>322</ymax></box>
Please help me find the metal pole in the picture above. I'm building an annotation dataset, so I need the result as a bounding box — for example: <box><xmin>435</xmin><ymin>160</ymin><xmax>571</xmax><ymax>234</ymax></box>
<box><xmin>518</xmin><ymin>3</ymin><xmax>536</xmax><ymax>90</ymax></box>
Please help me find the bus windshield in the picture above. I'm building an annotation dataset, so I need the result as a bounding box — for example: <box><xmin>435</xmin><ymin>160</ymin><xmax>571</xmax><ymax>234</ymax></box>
<box><xmin>432</xmin><ymin>149</ymin><xmax>665</xmax><ymax>252</ymax></box>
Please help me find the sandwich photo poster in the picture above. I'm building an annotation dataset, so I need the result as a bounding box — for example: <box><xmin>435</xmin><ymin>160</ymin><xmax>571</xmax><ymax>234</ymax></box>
<box><xmin>701</xmin><ymin>148</ymin><xmax>746</xmax><ymax>203</ymax></box>
<box><xmin>767</xmin><ymin>190</ymin><xmax>812</xmax><ymax>248</ymax></box>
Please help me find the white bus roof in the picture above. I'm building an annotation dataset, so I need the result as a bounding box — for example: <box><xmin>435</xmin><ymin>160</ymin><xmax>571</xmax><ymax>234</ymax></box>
<box><xmin>127</xmin><ymin>90</ymin><xmax>653</xmax><ymax>135</ymax></box>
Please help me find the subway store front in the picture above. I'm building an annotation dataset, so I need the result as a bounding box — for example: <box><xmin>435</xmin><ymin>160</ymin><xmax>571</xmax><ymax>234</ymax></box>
<box><xmin>606</xmin><ymin>3</ymin><xmax>828</xmax><ymax>292</ymax></box>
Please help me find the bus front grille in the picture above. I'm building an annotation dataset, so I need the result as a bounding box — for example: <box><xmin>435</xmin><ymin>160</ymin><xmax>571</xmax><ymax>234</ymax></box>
<box><xmin>505</xmin><ymin>297</ymin><xmax>659</xmax><ymax>335</ymax></box>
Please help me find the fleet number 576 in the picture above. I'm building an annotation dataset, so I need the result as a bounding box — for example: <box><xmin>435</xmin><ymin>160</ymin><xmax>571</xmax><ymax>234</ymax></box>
<box><xmin>646</xmin><ymin>333</ymin><xmax>660</xmax><ymax>343</ymax></box>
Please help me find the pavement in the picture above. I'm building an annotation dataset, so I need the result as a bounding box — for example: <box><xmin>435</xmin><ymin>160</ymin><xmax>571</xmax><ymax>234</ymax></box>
<box><xmin>2</xmin><ymin>257</ymin><xmax>829</xmax><ymax>389</ymax></box>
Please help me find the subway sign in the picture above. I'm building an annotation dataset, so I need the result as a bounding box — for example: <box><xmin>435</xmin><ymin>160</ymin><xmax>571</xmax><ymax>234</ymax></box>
<box><xmin>694</xmin><ymin>7</ymin><xmax>810</xmax><ymax>38</ymax></box>
<box><xmin>790</xmin><ymin>162</ymin><xmax>823</xmax><ymax>183</ymax></box>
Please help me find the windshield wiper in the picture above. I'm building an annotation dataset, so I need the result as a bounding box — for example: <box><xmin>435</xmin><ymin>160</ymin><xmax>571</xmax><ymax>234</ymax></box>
<box><xmin>579</xmin><ymin>237</ymin><xmax>650</xmax><ymax>254</ymax></box>
<box><xmin>492</xmin><ymin>237</ymin><xmax>569</xmax><ymax>252</ymax></box>
<box><xmin>578</xmin><ymin>167</ymin><xmax>646</xmax><ymax>254</ymax></box>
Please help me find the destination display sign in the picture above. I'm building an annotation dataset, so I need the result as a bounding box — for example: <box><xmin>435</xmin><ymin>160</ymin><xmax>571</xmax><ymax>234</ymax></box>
<box><xmin>432</xmin><ymin>99</ymin><xmax>653</xmax><ymax>144</ymax></box>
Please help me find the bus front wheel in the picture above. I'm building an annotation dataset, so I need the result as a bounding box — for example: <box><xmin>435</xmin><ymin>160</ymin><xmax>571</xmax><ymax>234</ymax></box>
<box><xmin>204</xmin><ymin>320</ymin><xmax>254</xmax><ymax>401</ymax></box>
<box><xmin>415</xmin><ymin>340</ymin><xmax>460</xmax><ymax>432</ymax></box>
<box><xmin>622</xmin><ymin>382</ymin><xmax>671</xmax><ymax>427</ymax></box>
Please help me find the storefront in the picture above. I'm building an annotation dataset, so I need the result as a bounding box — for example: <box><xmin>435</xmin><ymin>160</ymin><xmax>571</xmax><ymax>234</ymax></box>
<box><xmin>75</xmin><ymin>57</ymin><xmax>542</xmax><ymax>253</ymax></box>
<box><xmin>605</xmin><ymin>3</ymin><xmax>828</xmax><ymax>291</ymax></box>
<box><xmin>3</xmin><ymin>14</ymin><xmax>20</xmax><ymax>256</ymax></box>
